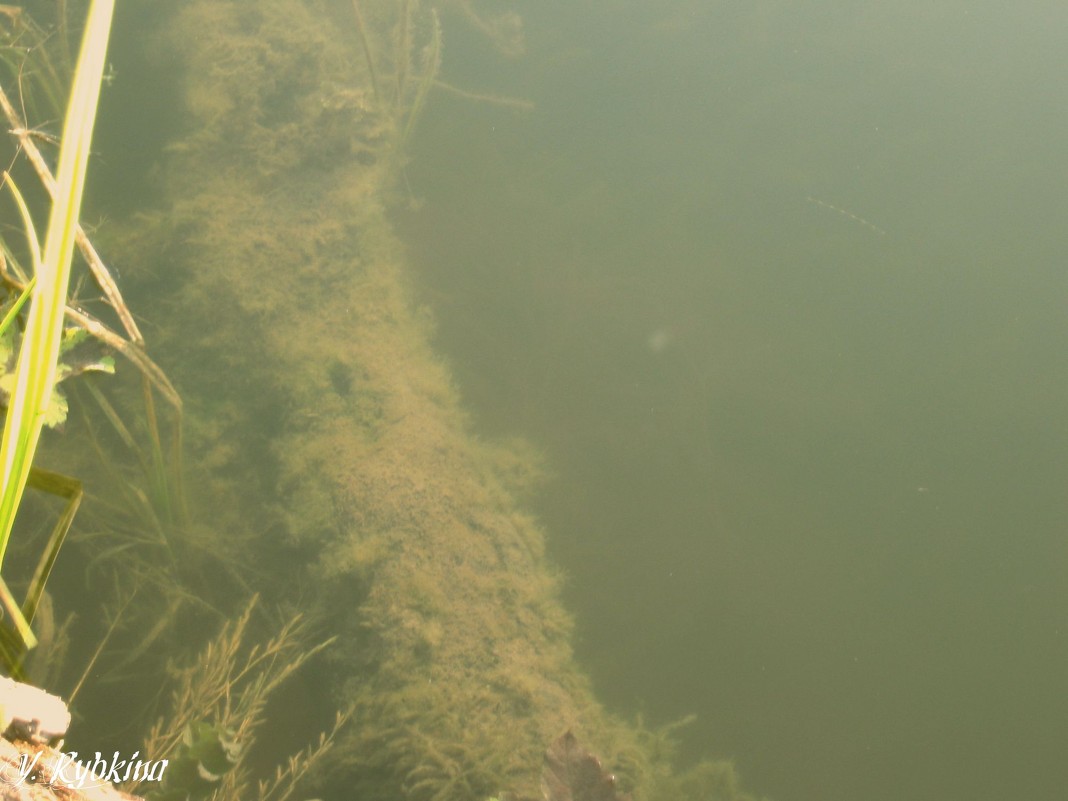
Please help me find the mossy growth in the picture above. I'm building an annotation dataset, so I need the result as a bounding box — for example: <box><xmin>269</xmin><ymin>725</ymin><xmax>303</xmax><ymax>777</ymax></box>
<box><xmin>89</xmin><ymin>1</ymin><xmax>771</xmax><ymax>800</ymax></box>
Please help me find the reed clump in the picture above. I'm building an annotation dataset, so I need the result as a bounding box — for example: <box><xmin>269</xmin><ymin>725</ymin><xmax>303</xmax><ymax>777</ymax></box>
<box><xmin>0</xmin><ymin>0</ymin><xmax>116</xmax><ymax>677</ymax></box>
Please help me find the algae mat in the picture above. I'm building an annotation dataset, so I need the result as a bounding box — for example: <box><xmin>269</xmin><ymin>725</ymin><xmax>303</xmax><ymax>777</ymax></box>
<box><xmin>114</xmin><ymin>1</ymin><xmax>760</xmax><ymax>799</ymax></box>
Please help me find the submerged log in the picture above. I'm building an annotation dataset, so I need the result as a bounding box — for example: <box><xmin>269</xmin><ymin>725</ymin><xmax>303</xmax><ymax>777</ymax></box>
<box><xmin>108</xmin><ymin>1</ymin><xmax>762</xmax><ymax>800</ymax></box>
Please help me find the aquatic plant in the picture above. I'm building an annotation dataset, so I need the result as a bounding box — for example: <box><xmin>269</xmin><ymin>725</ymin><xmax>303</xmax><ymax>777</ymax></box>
<box><xmin>0</xmin><ymin>0</ymin><xmax>181</xmax><ymax>681</ymax></box>
<box><xmin>129</xmin><ymin>597</ymin><xmax>347</xmax><ymax>801</ymax></box>
<box><xmin>349</xmin><ymin>0</ymin><xmax>531</xmax><ymax>161</ymax></box>
<box><xmin>0</xmin><ymin>0</ymin><xmax>113</xmax><ymax>672</ymax></box>
<box><xmin>0</xmin><ymin>5</ymin><xmax>72</xmax><ymax>126</ymax></box>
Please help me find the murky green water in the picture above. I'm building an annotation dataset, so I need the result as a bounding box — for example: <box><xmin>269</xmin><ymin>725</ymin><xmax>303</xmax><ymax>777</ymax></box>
<box><xmin>26</xmin><ymin>0</ymin><xmax>1061</xmax><ymax>797</ymax></box>
<box><xmin>395</xmin><ymin>2</ymin><xmax>1068</xmax><ymax>800</ymax></box>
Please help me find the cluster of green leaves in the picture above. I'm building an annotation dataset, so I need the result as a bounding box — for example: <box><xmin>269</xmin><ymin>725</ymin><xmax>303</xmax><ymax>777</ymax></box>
<box><xmin>0</xmin><ymin>320</ymin><xmax>115</xmax><ymax>429</ymax></box>
<box><xmin>148</xmin><ymin>721</ymin><xmax>242</xmax><ymax>801</ymax></box>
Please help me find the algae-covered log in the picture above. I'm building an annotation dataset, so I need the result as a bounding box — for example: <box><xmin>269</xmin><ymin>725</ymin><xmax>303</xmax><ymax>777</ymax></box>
<box><xmin>115</xmin><ymin>1</ymin><xmax>762</xmax><ymax>800</ymax></box>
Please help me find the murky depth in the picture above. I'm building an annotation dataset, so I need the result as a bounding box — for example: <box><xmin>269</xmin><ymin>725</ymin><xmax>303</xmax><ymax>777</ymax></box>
<box><xmin>398</xmin><ymin>2</ymin><xmax>1068</xmax><ymax>800</ymax></box>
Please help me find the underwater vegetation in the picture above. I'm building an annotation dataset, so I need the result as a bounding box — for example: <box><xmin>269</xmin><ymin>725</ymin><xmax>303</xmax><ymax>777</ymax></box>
<box><xmin>129</xmin><ymin>597</ymin><xmax>346</xmax><ymax>801</ymax></box>
<box><xmin>0</xmin><ymin>0</ymin><xmax>115</xmax><ymax>679</ymax></box>
<box><xmin>0</xmin><ymin>7</ymin><xmax>336</xmax><ymax>801</ymax></box>
<box><xmin>120</xmin><ymin>1</ymin><xmax>767</xmax><ymax>798</ymax></box>
<box><xmin>2</xmin><ymin>1</ymin><xmax>766</xmax><ymax>801</ymax></box>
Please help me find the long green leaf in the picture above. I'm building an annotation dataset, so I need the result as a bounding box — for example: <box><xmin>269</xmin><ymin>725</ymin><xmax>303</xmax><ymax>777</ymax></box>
<box><xmin>3</xmin><ymin>172</ymin><xmax>43</xmax><ymax>270</ymax></box>
<box><xmin>0</xmin><ymin>174</ymin><xmax>40</xmax><ymax>337</ymax></box>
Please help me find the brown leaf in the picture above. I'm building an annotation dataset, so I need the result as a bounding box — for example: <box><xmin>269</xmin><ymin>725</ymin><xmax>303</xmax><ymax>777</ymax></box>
<box><xmin>541</xmin><ymin>731</ymin><xmax>630</xmax><ymax>801</ymax></box>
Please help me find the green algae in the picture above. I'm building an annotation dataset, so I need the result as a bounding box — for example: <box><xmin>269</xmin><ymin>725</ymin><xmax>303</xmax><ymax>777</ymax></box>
<box><xmin>101</xmin><ymin>2</ymin><xmax>767</xmax><ymax>800</ymax></box>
